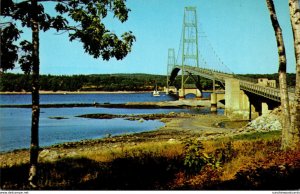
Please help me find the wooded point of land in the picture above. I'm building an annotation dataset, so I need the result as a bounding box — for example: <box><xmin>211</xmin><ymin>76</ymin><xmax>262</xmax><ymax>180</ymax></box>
<box><xmin>0</xmin><ymin>73</ymin><xmax>296</xmax><ymax>92</ymax></box>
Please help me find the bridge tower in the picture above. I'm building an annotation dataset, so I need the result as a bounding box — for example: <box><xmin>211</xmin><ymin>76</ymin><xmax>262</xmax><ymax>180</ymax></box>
<box><xmin>179</xmin><ymin>7</ymin><xmax>201</xmax><ymax>99</ymax></box>
<box><xmin>166</xmin><ymin>48</ymin><xmax>177</xmax><ymax>94</ymax></box>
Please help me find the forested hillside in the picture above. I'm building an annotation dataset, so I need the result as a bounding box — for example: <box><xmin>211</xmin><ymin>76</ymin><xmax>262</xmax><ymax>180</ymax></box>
<box><xmin>0</xmin><ymin>73</ymin><xmax>296</xmax><ymax>92</ymax></box>
<box><xmin>0</xmin><ymin>73</ymin><xmax>168</xmax><ymax>92</ymax></box>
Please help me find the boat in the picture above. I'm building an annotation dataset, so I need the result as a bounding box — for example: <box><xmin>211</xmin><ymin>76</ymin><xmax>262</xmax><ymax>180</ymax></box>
<box><xmin>153</xmin><ymin>84</ymin><xmax>160</xmax><ymax>96</ymax></box>
<box><xmin>153</xmin><ymin>90</ymin><xmax>160</xmax><ymax>96</ymax></box>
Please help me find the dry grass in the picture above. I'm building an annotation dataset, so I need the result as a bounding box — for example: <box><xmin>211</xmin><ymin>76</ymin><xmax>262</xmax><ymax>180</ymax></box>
<box><xmin>171</xmin><ymin>131</ymin><xmax>300</xmax><ymax>189</ymax></box>
<box><xmin>79</xmin><ymin>141</ymin><xmax>184</xmax><ymax>162</ymax></box>
<box><xmin>1</xmin><ymin>130</ymin><xmax>300</xmax><ymax>190</ymax></box>
<box><xmin>220</xmin><ymin>155</ymin><xmax>254</xmax><ymax>181</ymax></box>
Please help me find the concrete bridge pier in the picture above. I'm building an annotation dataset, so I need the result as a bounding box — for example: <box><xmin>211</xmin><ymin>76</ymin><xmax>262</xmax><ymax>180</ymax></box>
<box><xmin>179</xmin><ymin>89</ymin><xmax>185</xmax><ymax>99</ymax></box>
<box><xmin>164</xmin><ymin>86</ymin><xmax>177</xmax><ymax>94</ymax></box>
<box><xmin>248</xmin><ymin>101</ymin><xmax>259</xmax><ymax>120</ymax></box>
<box><xmin>262</xmin><ymin>102</ymin><xmax>271</xmax><ymax>115</ymax></box>
<box><xmin>210</xmin><ymin>93</ymin><xmax>217</xmax><ymax>112</ymax></box>
<box><xmin>225</xmin><ymin>78</ymin><xmax>252</xmax><ymax>120</ymax></box>
<box><xmin>210</xmin><ymin>92</ymin><xmax>225</xmax><ymax>112</ymax></box>
<box><xmin>179</xmin><ymin>88</ymin><xmax>202</xmax><ymax>99</ymax></box>
<box><xmin>211</xmin><ymin>79</ymin><xmax>217</xmax><ymax>112</ymax></box>
<box><xmin>225</xmin><ymin>78</ymin><xmax>264</xmax><ymax>120</ymax></box>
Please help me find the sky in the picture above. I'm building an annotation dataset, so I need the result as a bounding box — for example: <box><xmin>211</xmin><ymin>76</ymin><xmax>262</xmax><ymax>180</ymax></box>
<box><xmin>9</xmin><ymin>0</ymin><xmax>297</xmax><ymax>75</ymax></box>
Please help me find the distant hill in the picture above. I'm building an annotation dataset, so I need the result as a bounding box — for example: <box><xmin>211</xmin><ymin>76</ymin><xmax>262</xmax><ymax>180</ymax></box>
<box><xmin>0</xmin><ymin>73</ymin><xmax>168</xmax><ymax>92</ymax></box>
<box><xmin>0</xmin><ymin>72</ymin><xmax>296</xmax><ymax>92</ymax></box>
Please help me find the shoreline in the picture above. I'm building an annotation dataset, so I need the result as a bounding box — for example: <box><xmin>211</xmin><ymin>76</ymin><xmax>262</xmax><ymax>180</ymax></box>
<box><xmin>0</xmin><ymin>99</ymin><xmax>224</xmax><ymax>109</ymax></box>
<box><xmin>0</xmin><ymin>90</ymin><xmax>223</xmax><ymax>95</ymax></box>
<box><xmin>0</xmin><ymin>90</ymin><xmax>151</xmax><ymax>95</ymax></box>
<box><xmin>0</xmin><ymin>111</ymin><xmax>247</xmax><ymax>160</ymax></box>
<box><xmin>2</xmin><ymin>109</ymin><xmax>298</xmax><ymax>190</ymax></box>
<box><xmin>0</xmin><ymin>99</ymin><xmax>225</xmax><ymax>154</ymax></box>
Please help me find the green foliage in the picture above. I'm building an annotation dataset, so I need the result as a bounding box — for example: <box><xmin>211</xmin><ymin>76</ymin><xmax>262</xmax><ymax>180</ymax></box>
<box><xmin>0</xmin><ymin>73</ymin><xmax>31</xmax><ymax>92</ymax></box>
<box><xmin>0</xmin><ymin>73</ymin><xmax>296</xmax><ymax>92</ymax></box>
<box><xmin>183</xmin><ymin>139</ymin><xmax>210</xmax><ymax>174</ymax></box>
<box><xmin>0</xmin><ymin>23</ymin><xmax>21</xmax><ymax>71</ymax></box>
<box><xmin>1</xmin><ymin>0</ymin><xmax>135</xmax><ymax>72</ymax></box>
<box><xmin>0</xmin><ymin>73</ymin><xmax>168</xmax><ymax>92</ymax></box>
<box><xmin>232</xmin><ymin>131</ymin><xmax>281</xmax><ymax>141</ymax></box>
<box><xmin>183</xmin><ymin>140</ymin><xmax>237</xmax><ymax>176</ymax></box>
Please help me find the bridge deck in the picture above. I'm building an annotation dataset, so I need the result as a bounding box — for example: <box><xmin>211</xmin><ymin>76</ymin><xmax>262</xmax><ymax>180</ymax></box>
<box><xmin>172</xmin><ymin>65</ymin><xmax>294</xmax><ymax>103</ymax></box>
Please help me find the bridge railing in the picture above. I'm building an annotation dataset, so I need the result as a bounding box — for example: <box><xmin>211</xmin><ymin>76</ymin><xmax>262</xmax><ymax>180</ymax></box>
<box><xmin>179</xmin><ymin>65</ymin><xmax>232</xmax><ymax>81</ymax></box>
<box><xmin>183</xmin><ymin>66</ymin><xmax>282</xmax><ymax>101</ymax></box>
<box><xmin>172</xmin><ymin>65</ymin><xmax>296</xmax><ymax>103</ymax></box>
<box><xmin>240</xmin><ymin>80</ymin><xmax>281</xmax><ymax>102</ymax></box>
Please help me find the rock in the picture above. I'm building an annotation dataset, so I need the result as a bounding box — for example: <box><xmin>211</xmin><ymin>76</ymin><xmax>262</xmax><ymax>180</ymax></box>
<box><xmin>242</xmin><ymin>108</ymin><xmax>282</xmax><ymax>132</ymax></box>
<box><xmin>39</xmin><ymin>150</ymin><xmax>60</xmax><ymax>162</ymax></box>
<box><xmin>138</xmin><ymin>118</ymin><xmax>144</xmax><ymax>123</ymax></box>
<box><xmin>39</xmin><ymin>149</ymin><xmax>50</xmax><ymax>158</ymax></box>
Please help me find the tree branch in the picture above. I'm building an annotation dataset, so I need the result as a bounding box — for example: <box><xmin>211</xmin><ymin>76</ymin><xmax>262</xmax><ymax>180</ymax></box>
<box><xmin>0</xmin><ymin>22</ymin><xmax>14</xmax><ymax>26</ymax></box>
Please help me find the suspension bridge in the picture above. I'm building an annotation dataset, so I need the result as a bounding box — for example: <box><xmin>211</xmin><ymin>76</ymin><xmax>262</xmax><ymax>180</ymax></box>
<box><xmin>165</xmin><ymin>7</ymin><xmax>294</xmax><ymax>120</ymax></box>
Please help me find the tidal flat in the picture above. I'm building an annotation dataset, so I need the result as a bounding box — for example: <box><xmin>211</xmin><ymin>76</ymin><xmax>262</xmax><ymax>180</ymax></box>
<box><xmin>1</xmin><ymin>111</ymin><xmax>299</xmax><ymax>190</ymax></box>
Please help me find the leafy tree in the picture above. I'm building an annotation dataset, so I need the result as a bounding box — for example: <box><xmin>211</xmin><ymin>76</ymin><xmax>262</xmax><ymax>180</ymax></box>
<box><xmin>1</xmin><ymin>0</ymin><xmax>135</xmax><ymax>187</ymax></box>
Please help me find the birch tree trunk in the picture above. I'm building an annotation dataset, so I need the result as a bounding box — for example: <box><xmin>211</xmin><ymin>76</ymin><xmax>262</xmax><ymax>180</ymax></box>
<box><xmin>266</xmin><ymin>0</ymin><xmax>291</xmax><ymax>150</ymax></box>
<box><xmin>28</xmin><ymin>0</ymin><xmax>40</xmax><ymax>187</ymax></box>
<box><xmin>289</xmin><ymin>0</ymin><xmax>300</xmax><ymax>149</ymax></box>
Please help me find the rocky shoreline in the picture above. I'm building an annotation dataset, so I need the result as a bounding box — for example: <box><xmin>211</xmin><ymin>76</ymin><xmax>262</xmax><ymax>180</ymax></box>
<box><xmin>0</xmin><ymin>99</ymin><xmax>224</xmax><ymax>109</ymax></box>
<box><xmin>0</xmin><ymin>111</ymin><xmax>247</xmax><ymax>167</ymax></box>
<box><xmin>0</xmin><ymin>100</ymin><xmax>283</xmax><ymax>168</ymax></box>
<box><xmin>2</xmin><ymin>104</ymin><xmax>296</xmax><ymax>190</ymax></box>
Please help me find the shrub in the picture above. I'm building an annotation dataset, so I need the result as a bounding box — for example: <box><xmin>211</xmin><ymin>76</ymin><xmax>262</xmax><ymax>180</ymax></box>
<box><xmin>183</xmin><ymin>139</ymin><xmax>207</xmax><ymax>175</ymax></box>
<box><xmin>183</xmin><ymin>139</ymin><xmax>222</xmax><ymax>175</ymax></box>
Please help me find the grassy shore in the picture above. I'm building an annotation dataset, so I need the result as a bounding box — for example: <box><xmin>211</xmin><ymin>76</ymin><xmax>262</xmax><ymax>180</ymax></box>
<box><xmin>1</xmin><ymin>112</ymin><xmax>300</xmax><ymax>190</ymax></box>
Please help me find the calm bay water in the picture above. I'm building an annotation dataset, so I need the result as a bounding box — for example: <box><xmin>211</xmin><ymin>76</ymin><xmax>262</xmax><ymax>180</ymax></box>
<box><xmin>0</xmin><ymin>92</ymin><xmax>178</xmax><ymax>105</ymax></box>
<box><xmin>0</xmin><ymin>92</ymin><xmax>213</xmax><ymax>152</ymax></box>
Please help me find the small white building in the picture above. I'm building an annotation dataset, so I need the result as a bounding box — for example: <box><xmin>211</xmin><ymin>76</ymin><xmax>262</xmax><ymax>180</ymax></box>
<box><xmin>257</xmin><ymin>78</ymin><xmax>277</xmax><ymax>88</ymax></box>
